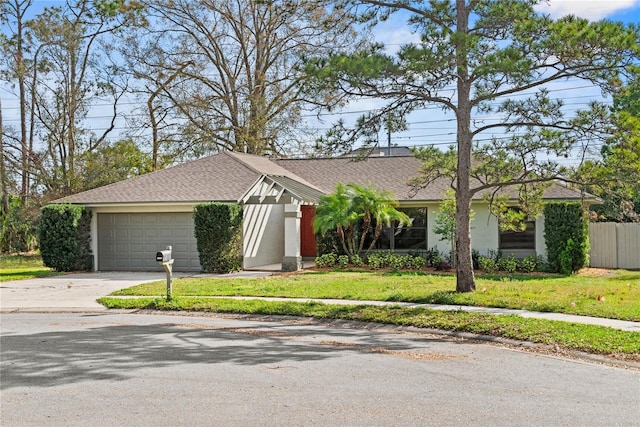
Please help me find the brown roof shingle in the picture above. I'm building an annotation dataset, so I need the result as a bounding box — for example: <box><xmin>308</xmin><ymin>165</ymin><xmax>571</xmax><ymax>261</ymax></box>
<box><xmin>55</xmin><ymin>151</ymin><xmax>592</xmax><ymax>205</ymax></box>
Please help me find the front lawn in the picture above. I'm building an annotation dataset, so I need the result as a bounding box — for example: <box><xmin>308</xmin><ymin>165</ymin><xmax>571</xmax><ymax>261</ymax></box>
<box><xmin>101</xmin><ymin>268</ymin><xmax>640</xmax><ymax>361</ymax></box>
<box><xmin>0</xmin><ymin>254</ymin><xmax>58</xmax><ymax>281</ymax></box>
<box><xmin>111</xmin><ymin>268</ymin><xmax>640</xmax><ymax>321</ymax></box>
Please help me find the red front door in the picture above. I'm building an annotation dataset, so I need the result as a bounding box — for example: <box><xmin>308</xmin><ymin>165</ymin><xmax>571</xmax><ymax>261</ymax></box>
<box><xmin>300</xmin><ymin>205</ymin><xmax>317</xmax><ymax>257</ymax></box>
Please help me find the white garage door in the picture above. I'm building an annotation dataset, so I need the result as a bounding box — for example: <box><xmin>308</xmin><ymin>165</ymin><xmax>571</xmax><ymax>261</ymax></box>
<box><xmin>98</xmin><ymin>213</ymin><xmax>201</xmax><ymax>272</ymax></box>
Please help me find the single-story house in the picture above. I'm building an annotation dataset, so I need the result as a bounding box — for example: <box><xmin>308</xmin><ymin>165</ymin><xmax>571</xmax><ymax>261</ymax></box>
<box><xmin>54</xmin><ymin>151</ymin><xmax>595</xmax><ymax>272</ymax></box>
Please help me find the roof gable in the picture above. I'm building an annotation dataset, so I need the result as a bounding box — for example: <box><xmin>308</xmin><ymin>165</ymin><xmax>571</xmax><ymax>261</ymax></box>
<box><xmin>54</xmin><ymin>151</ymin><xmax>592</xmax><ymax>205</ymax></box>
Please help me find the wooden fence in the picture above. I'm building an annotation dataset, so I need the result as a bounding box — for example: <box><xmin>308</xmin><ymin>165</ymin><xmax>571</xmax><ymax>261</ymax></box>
<box><xmin>589</xmin><ymin>223</ymin><xmax>640</xmax><ymax>269</ymax></box>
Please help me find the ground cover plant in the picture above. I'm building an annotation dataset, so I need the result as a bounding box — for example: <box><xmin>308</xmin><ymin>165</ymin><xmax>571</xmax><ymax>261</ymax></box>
<box><xmin>111</xmin><ymin>269</ymin><xmax>640</xmax><ymax>321</ymax></box>
<box><xmin>0</xmin><ymin>254</ymin><xmax>57</xmax><ymax>280</ymax></box>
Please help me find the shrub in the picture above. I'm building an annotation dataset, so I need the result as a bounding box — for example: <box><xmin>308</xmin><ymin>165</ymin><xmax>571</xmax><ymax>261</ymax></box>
<box><xmin>193</xmin><ymin>203</ymin><xmax>243</xmax><ymax>273</ymax></box>
<box><xmin>535</xmin><ymin>255</ymin><xmax>550</xmax><ymax>272</ymax></box>
<box><xmin>337</xmin><ymin>255</ymin><xmax>350</xmax><ymax>268</ymax></box>
<box><xmin>424</xmin><ymin>247</ymin><xmax>441</xmax><ymax>267</ymax></box>
<box><xmin>544</xmin><ymin>203</ymin><xmax>589</xmax><ymax>273</ymax></box>
<box><xmin>387</xmin><ymin>254</ymin><xmax>406</xmax><ymax>270</ymax></box>
<box><xmin>409</xmin><ymin>255</ymin><xmax>426</xmax><ymax>270</ymax></box>
<box><xmin>38</xmin><ymin>204</ymin><xmax>93</xmax><ymax>272</ymax></box>
<box><xmin>497</xmin><ymin>254</ymin><xmax>518</xmax><ymax>274</ymax></box>
<box><xmin>1</xmin><ymin>196</ymin><xmax>38</xmax><ymax>253</ymax></box>
<box><xmin>315</xmin><ymin>253</ymin><xmax>337</xmax><ymax>268</ymax></box>
<box><xmin>519</xmin><ymin>255</ymin><xmax>538</xmax><ymax>273</ymax></box>
<box><xmin>366</xmin><ymin>252</ymin><xmax>388</xmax><ymax>269</ymax></box>
<box><xmin>478</xmin><ymin>256</ymin><xmax>497</xmax><ymax>274</ymax></box>
<box><xmin>315</xmin><ymin>229</ymin><xmax>345</xmax><ymax>256</ymax></box>
<box><xmin>559</xmin><ymin>238</ymin><xmax>576</xmax><ymax>276</ymax></box>
<box><xmin>351</xmin><ymin>254</ymin><xmax>364</xmax><ymax>267</ymax></box>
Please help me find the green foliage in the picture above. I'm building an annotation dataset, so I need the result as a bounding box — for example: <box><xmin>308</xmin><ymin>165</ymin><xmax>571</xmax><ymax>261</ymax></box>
<box><xmin>497</xmin><ymin>254</ymin><xmax>518</xmax><ymax>274</ymax></box>
<box><xmin>315</xmin><ymin>253</ymin><xmax>338</xmax><ymax>268</ymax></box>
<box><xmin>351</xmin><ymin>254</ymin><xmax>364</xmax><ymax>267</ymax></box>
<box><xmin>478</xmin><ymin>256</ymin><xmax>498</xmax><ymax>274</ymax></box>
<box><xmin>38</xmin><ymin>204</ymin><xmax>93</xmax><ymax>272</ymax></box>
<box><xmin>578</xmin><ymin>74</ymin><xmax>640</xmax><ymax>222</ymax></box>
<box><xmin>337</xmin><ymin>255</ymin><xmax>350</xmax><ymax>269</ymax></box>
<box><xmin>314</xmin><ymin>182</ymin><xmax>409</xmax><ymax>261</ymax></box>
<box><xmin>315</xmin><ymin>228</ymin><xmax>346</xmax><ymax>256</ymax></box>
<box><xmin>362</xmin><ymin>251</ymin><xmax>426</xmax><ymax>271</ymax></box>
<box><xmin>1</xmin><ymin>196</ymin><xmax>38</xmax><ymax>254</ymax></box>
<box><xmin>519</xmin><ymin>255</ymin><xmax>538</xmax><ymax>273</ymax></box>
<box><xmin>79</xmin><ymin>139</ymin><xmax>153</xmax><ymax>191</ymax></box>
<box><xmin>424</xmin><ymin>247</ymin><xmax>442</xmax><ymax>267</ymax></box>
<box><xmin>544</xmin><ymin>203</ymin><xmax>589</xmax><ymax>274</ymax></box>
<box><xmin>307</xmin><ymin>0</ymin><xmax>640</xmax><ymax>293</ymax></box>
<box><xmin>193</xmin><ymin>203</ymin><xmax>243</xmax><ymax>274</ymax></box>
<box><xmin>559</xmin><ymin>239</ymin><xmax>576</xmax><ymax>276</ymax></box>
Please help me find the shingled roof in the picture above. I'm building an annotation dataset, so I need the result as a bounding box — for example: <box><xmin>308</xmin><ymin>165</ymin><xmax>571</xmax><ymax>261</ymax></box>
<box><xmin>55</xmin><ymin>151</ymin><xmax>592</xmax><ymax>205</ymax></box>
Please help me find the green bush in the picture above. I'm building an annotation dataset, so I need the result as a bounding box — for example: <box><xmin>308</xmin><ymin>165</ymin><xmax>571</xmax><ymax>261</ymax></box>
<box><xmin>193</xmin><ymin>203</ymin><xmax>243</xmax><ymax>273</ymax></box>
<box><xmin>478</xmin><ymin>256</ymin><xmax>498</xmax><ymax>273</ymax></box>
<box><xmin>424</xmin><ymin>247</ymin><xmax>441</xmax><ymax>267</ymax></box>
<box><xmin>366</xmin><ymin>252</ymin><xmax>387</xmax><ymax>269</ymax></box>
<box><xmin>519</xmin><ymin>255</ymin><xmax>538</xmax><ymax>273</ymax></box>
<box><xmin>315</xmin><ymin>253</ymin><xmax>337</xmax><ymax>268</ymax></box>
<box><xmin>337</xmin><ymin>255</ymin><xmax>350</xmax><ymax>268</ymax></box>
<box><xmin>559</xmin><ymin>238</ymin><xmax>576</xmax><ymax>276</ymax></box>
<box><xmin>497</xmin><ymin>254</ymin><xmax>518</xmax><ymax>274</ymax></box>
<box><xmin>409</xmin><ymin>255</ymin><xmax>426</xmax><ymax>270</ymax></box>
<box><xmin>316</xmin><ymin>228</ymin><xmax>346</xmax><ymax>256</ymax></box>
<box><xmin>544</xmin><ymin>203</ymin><xmax>589</xmax><ymax>274</ymax></box>
<box><xmin>1</xmin><ymin>196</ymin><xmax>38</xmax><ymax>254</ymax></box>
<box><xmin>351</xmin><ymin>254</ymin><xmax>364</xmax><ymax>267</ymax></box>
<box><xmin>38</xmin><ymin>204</ymin><xmax>93</xmax><ymax>272</ymax></box>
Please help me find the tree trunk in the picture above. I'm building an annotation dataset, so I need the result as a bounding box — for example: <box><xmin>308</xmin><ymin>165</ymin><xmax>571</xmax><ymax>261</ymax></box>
<box><xmin>0</xmin><ymin>96</ymin><xmax>9</xmax><ymax>215</ymax></box>
<box><xmin>454</xmin><ymin>0</ymin><xmax>475</xmax><ymax>292</ymax></box>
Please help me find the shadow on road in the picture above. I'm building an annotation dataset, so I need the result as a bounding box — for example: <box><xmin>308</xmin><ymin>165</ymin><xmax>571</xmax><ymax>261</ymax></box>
<box><xmin>0</xmin><ymin>315</ymin><xmax>452</xmax><ymax>390</ymax></box>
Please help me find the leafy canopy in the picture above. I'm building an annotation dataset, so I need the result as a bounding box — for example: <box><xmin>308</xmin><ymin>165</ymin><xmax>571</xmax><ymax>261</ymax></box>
<box><xmin>313</xmin><ymin>182</ymin><xmax>410</xmax><ymax>260</ymax></box>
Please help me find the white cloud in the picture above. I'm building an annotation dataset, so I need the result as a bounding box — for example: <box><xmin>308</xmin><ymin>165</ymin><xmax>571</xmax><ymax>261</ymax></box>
<box><xmin>535</xmin><ymin>0</ymin><xmax>639</xmax><ymax>20</ymax></box>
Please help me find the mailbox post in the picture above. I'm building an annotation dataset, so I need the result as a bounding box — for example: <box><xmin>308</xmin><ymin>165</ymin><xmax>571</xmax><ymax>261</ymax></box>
<box><xmin>155</xmin><ymin>246</ymin><xmax>174</xmax><ymax>301</ymax></box>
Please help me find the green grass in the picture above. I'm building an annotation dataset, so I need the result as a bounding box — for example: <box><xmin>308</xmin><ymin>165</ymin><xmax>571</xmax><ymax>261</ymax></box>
<box><xmin>0</xmin><ymin>254</ymin><xmax>58</xmax><ymax>281</ymax></box>
<box><xmin>111</xmin><ymin>269</ymin><xmax>640</xmax><ymax>321</ymax></box>
<box><xmin>98</xmin><ymin>296</ymin><xmax>640</xmax><ymax>360</ymax></box>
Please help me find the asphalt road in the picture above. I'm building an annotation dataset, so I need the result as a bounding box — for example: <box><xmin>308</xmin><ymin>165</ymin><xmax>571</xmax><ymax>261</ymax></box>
<box><xmin>1</xmin><ymin>311</ymin><xmax>639</xmax><ymax>427</ymax></box>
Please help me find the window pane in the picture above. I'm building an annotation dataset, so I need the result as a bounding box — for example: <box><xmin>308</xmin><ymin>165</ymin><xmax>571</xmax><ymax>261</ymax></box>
<box><xmin>395</xmin><ymin>208</ymin><xmax>427</xmax><ymax>250</ymax></box>
<box><xmin>499</xmin><ymin>221</ymin><xmax>535</xmax><ymax>250</ymax></box>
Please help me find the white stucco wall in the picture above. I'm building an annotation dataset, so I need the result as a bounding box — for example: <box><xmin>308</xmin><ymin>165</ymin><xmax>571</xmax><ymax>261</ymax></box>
<box><xmin>243</xmin><ymin>204</ymin><xmax>284</xmax><ymax>268</ymax></box>
<box><xmin>425</xmin><ymin>202</ymin><xmax>545</xmax><ymax>258</ymax></box>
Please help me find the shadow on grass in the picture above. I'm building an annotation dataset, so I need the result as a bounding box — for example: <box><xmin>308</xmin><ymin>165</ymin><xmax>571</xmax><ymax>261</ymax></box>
<box><xmin>0</xmin><ymin>270</ymin><xmax>59</xmax><ymax>281</ymax></box>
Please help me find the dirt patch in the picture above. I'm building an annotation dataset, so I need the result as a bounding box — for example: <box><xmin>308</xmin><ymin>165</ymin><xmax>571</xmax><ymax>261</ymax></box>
<box><xmin>319</xmin><ymin>340</ymin><xmax>462</xmax><ymax>361</ymax></box>
<box><xmin>577</xmin><ymin>268</ymin><xmax>616</xmax><ymax>278</ymax></box>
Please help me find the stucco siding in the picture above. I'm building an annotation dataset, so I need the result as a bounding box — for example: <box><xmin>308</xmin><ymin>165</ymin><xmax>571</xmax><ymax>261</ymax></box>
<box><xmin>243</xmin><ymin>204</ymin><xmax>284</xmax><ymax>268</ymax></box>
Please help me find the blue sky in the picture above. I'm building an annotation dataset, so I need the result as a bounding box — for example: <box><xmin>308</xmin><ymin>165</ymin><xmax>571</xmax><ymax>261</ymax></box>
<box><xmin>2</xmin><ymin>0</ymin><xmax>639</xmax><ymax>163</ymax></box>
<box><xmin>536</xmin><ymin>0</ymin><xmax>640</xmax><ymax>22</ymax></box>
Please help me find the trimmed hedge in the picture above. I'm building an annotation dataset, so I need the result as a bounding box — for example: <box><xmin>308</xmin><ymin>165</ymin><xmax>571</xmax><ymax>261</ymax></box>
<box><xmin>38</xmin><ymin>204</ymin><xmax>93</xmax><ymax>272</ymax></box>
<box><xmin>193</xmin><ymin>203</ymin><xmax>243</xmax><ymax>273</ymax></box>
<box><xmin>543</xmin><ymin>202</ymin><xmax>589</xmax><ymax>274</ymax></box>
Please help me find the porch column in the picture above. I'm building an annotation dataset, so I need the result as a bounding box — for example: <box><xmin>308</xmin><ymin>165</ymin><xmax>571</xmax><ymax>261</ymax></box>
<box><xmin>282</xmin><ymin>203</ymin><xmax>302</xmax><ymax>271</ymax></box>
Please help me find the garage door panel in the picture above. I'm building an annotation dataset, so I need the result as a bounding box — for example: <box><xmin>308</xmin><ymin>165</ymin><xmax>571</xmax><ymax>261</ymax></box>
<box><xmin>98</xmin><ymin>213</ymin><xmax>201</xmax><ymax>272</ymax></box>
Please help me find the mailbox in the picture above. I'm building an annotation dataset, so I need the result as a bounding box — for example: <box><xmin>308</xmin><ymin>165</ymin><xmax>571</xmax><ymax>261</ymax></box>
<box><xmin>156</xmin><ymin>246</ymin><xmax>174</xmax><ymax>301</ymax></box>
<box><xmin>156</xmin><ymin>249</ymin><xmax>172</xmax><ymax>263</ymax></box>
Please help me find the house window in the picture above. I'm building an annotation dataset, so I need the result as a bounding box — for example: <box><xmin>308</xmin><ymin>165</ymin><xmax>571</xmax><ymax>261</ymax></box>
<box><xmin>499</xmin><ymin>211</ymin><xmax>535</xmax><ymax>250</ymax></box>
<box><xmin>369</xmin><ymin>207</ymin><xmax>427</xmax><ymax>251</ymax></box>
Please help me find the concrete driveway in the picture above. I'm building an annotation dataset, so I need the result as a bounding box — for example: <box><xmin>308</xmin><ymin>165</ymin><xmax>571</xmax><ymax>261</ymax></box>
<box><xmin>0</xmin><ymin>272</ymin><xmax>172</xmax><ymax>311</ymax></box>
<box><xmin>0</xmin><ymin>270</ymin><xmax>276</xmax><ymax>312</ymax></box>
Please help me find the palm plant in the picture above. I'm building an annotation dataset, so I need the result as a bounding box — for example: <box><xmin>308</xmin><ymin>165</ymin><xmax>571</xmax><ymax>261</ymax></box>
<box><xmin>314</xmin><ymin>182</ymin><xmax>410</xmax><ymax>260</ymax></box>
